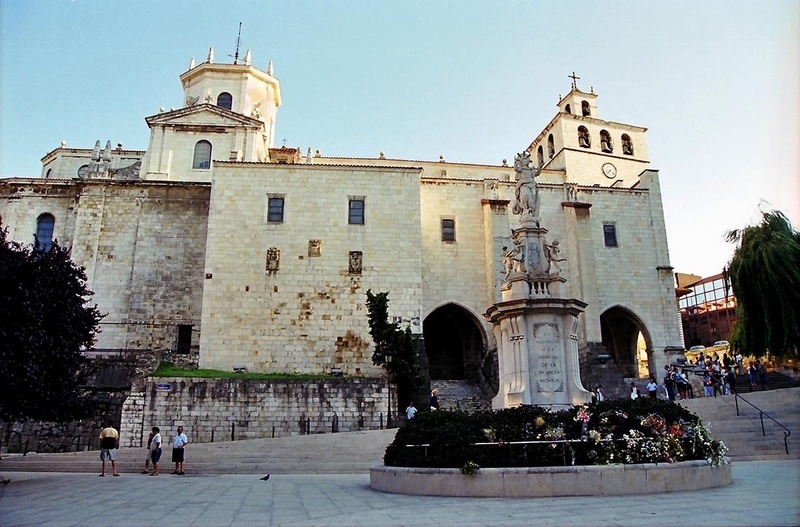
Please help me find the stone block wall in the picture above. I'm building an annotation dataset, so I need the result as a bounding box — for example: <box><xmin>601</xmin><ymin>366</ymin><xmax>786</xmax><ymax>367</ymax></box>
<box><xmin>121</xmin><ymin>377</ymin><xmax>390</xmax><ymax>447</ymax></box>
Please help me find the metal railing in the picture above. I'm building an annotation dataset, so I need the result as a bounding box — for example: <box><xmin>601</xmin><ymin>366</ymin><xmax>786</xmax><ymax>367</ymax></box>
<box><xmin>733</xmin><ymin>392</ymin><xmax>791</xmax><ymax>455</ymax></box>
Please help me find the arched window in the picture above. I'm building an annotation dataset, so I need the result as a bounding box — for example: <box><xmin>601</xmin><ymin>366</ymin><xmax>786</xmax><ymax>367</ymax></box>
<box><xmin>547</xmin><ymin>134</ymin><xmax>555</xmax><ymax>159</ymax></box>
<box><xmin>537</xmin><ymin>146</ymin><xmax>544</xmax><ymax>167</ymax></box>
<box><xmin>600</xmin><ymin>130</ymin><xmax>613</xmax><ymax>153</ymax></box>
<box><xmin>193</xmin><ymin>140</ymin><xmax>212</xmax><ymax>169</ymax></box>
<box><xmin>45</xmin><ymin>168</ymin><xmax>53</xmax><ymax>179</ymax></box>
<box><xmin>565</xmin><ymin>104</ymin><xmax>572</xmax><ymax>114</ymax></box>
<box><xmin>581</xmin><ymin>100</ymin><xmax>591</xmax><ymax>117</ymax></box>
<box><xmin>578</xmin><ymin>126</ymin><xmax>591</xmax><ymax>148</ymax></box>
<box><xmin>216</xmin><ymin>92</ymin><xmax>233</xmax><ymax>110</ymax></box>
<box><xmin>36</xmin><ymin>213</ymin><xmax>55</xmax><ymax>251</ymax></box>
<box><xmin>622</xmin><ymin>134</ymin><xmax>634</xmax><ymax>155</ymax></box>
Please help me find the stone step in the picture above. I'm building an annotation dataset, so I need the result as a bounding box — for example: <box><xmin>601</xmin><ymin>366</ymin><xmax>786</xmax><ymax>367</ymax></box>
<box><xmin>431</xmin><ymin>380</ymin><xmax>492</xmax><ymax>413</ymax></box>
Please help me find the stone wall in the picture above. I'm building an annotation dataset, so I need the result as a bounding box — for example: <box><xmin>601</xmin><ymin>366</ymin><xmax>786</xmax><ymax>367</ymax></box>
<box><xmin>120</xmin><ymin>377</ymin><xmax>390</xmax><ymax>447</ymax></box>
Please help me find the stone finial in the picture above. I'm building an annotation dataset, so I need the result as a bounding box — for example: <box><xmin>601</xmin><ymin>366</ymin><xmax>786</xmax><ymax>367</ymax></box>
<box><xmin>103</xmin><ymin>140</ymin><xmax>112</xmax><ymax>162</ymax></box>
<box><xmin>244</xmin><ymin>49</ymin><xmax>251</xmax><ymax>65</ymax></box>
<box><xmin>379</xmin><ymin>151</ymin><xmax>385</xmax><ymax>159</ymax></box>
<box><xmin>92</xmin><ymin>140</ymin><xmax>101</xmax><ymax>161</ymax></box>
<box><xmin>267</xmin><ymin>60</ymin><xmax>273</xmax><ymax>76</ymax></box>
<box><xmin>207</xmin><ymin>47</ymin><xmax>214</xmax><ymax>63</ymax></box>
<box><xmin>306</xmin><ymin>148</ymin><xmax>313</xmax><ymax>164</ymax></box>
<box><xmin>159</xmin><ymin>107</ymin><xmax>165</xmax><ymax>113</ymax></box>
<box><xmin>189</xmin><ymin>57</ymin><xmax>195</xmax><ymax>69</ymax></box>
<box><xmin>439</xmin><ymin>155</ymin><xmax>445</xmax><ymax>163</ymax></box>
<box><xmin>60</xmin><ymin>140</ymin><xmax>67</xmax><ymax>148</ymax></box>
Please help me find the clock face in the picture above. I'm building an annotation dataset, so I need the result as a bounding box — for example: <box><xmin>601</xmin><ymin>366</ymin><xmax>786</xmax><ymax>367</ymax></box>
<box><xmin>602</xmin><ymin>163</ymin><xmax>617</xmax><ymax>179</ymax></box>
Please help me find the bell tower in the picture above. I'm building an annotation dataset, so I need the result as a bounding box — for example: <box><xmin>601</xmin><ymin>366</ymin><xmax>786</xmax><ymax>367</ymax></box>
<box><xmin>179</xmin><ymin>48</ymin><xmax>282</xmax><ymax>148</ymax></box>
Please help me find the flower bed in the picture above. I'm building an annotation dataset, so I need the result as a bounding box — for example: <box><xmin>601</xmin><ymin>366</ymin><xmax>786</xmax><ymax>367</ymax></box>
<box><xmin>372</xmin><ymin>399</ymin><xmax>731</xmax><ymax>497</ymax></box>
<box><xmin>383</xmin><ymin>399</ymin><xmax>728</xmax><ymax>469</ymax></box>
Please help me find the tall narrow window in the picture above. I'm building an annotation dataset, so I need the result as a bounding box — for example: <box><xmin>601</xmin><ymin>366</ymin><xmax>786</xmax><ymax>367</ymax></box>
<box><xmin>36</xmin><ymin>213</ymin><xmax>55</xmax><ymax>251</ymax></box>
<box><xmin>216</xmin><ymin>92</ymin><xmax>233</xmax><ymax>110</ymax></box>
<box><xmin>547</xmin><ymin>134</ymin><xmax>555</xmax><ymax>159</ymax></box>
<box><xmin>348</xmin><ymin>198</ymin><xmax>365</xmax><ymax>225</ymax></box>
<box><xmin>621</xmin><ymin>134</ymin><xmax>634</xmax><ymax>155</ymax></box>
<box><xmin>441</xmin><ymin>218</ymin><xmax>456</xmax><ymax>242</ymax></box>
<box><xmin>193</xmin><ymin>140</ymin><xmax>212</xmax><ymax>169</ymax></box>
<box><xmin>578</xmin><ymin>126</ymin><xmax>591</xmax><ymax>148</ymax></box>
<box><xmin>177</xmin><ymin>325</ymin><xmax>192</xmax><ymax>354</ymax></box>
<box><xmin>536</xmin><ymin>146</ymin><xmax>544</xmax><ymax>167</ymax></box>
<box><xmin>581</xmin><ymin>100</ymin><xmax>591</xmax><ymax>116</ymax></box>
<box><xmin>603</xmin><ymin>223</ymin><xmax>618</xmax><ymax>247</ymax></box>
<box><xmin>565</xmin><ymin>104</ymin><xmax>572</xmax><ymax>114</ymax></box>
<box><xmin>600</xmin><ymin>130</ymin><xmax>613</xmax><ymax>153</ymax></box>
<box><xmin>267</xmin><ymin>196</ymin><xmax>285</xmax><ymax>223</ymax></box>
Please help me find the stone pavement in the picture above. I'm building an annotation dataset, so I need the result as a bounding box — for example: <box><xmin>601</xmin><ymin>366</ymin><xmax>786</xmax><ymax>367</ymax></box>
<box><xmin>0</xmin><ymin>460</ymin><xmax>797</xmax><ymax>527</ymax></box>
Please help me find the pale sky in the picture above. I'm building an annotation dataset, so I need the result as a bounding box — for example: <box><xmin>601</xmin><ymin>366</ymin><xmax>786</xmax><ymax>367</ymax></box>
<box><xmin>1</xmin><ymin>1</ymin><xmax>798</xmax><ymax>278</ymax></box>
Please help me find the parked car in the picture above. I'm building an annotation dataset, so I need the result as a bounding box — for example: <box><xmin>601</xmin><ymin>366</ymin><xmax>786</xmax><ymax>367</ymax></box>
<box><xmin>689</xmin><ymin>345</ymin><xmax>706</xmax><ymax>352</ymax></box>
<box><xmin>712</xmin><ymin>340</ymin><xmax>730</xmax><ymax>348</ymax></box>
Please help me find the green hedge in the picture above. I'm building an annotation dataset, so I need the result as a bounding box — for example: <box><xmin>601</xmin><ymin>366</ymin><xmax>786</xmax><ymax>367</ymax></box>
<box><xmin>384</xmin><ymin>399</ymin><xmax>727</xmax><ymax>468</ymax></box>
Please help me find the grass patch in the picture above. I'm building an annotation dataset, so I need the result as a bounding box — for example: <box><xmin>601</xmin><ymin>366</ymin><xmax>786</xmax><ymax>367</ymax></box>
<box><xmin>150</xmin><ymin>363</ymin><xmax>345</xmax><ymax>380</ymax></box>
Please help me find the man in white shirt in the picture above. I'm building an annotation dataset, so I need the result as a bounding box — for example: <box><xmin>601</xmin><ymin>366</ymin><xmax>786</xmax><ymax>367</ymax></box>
<box><xmin>406</xmin><ymin>402</ymin><xmax>417</xmax><ymax>421</ymax></box>
<box><xmin>171</xmin><ymin>426</ymin><xmax>188</xmax><ymax>475</ymax></box>
<box><xmin>149</xmin><ymin>426</ymin><xmax>162</xmax><ymax>476</ymax></box>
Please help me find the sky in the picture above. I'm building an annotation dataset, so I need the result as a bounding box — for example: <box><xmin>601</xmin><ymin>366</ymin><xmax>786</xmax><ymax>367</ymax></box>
<box><xmin>1</xmin><ymin>0</ymin><xmax>798</xmax><ymax>278</ymax></box>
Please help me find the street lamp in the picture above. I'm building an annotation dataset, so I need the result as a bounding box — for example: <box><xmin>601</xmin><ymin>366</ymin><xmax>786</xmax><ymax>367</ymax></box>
<box><xmin>385</xmin><ymin>351</ymin><xmax>393</xmax><ymax>428</ymax></box>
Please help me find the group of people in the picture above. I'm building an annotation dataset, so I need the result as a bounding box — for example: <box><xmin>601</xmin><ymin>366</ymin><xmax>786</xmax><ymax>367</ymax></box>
<box><xmin>404</xmin><ymin>388</ymin><xmax>441</xmax><ymax>421</ymax></box>
<box><xmin>97</xmin><ymin>421</ymin><xmax>188</xmax><ymax>477</ymax></box>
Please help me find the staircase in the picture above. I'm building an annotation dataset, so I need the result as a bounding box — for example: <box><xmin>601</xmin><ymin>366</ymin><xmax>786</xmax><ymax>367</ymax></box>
<box><xmin>731</xmin><ymin>371</ymin><xmax>800</xmax><ymax>392</ymax></box>
<box><xmin>0</xmin><ymin>428</ymin><xmax>398</xmax><ymax>475</ymax></box>
<box><xmin>430</xmin><ymin>380</ymin><xmax>492</xmax><ymax>413</ymax></box>
<box><xmin>680</xmin><ymin>387</ymin><xmax>800</xmax><ymax>461</ymax></box>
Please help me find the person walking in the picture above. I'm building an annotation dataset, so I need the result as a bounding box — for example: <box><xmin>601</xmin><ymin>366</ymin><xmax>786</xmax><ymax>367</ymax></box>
<box><xmin>646</xmin><ymin>377</ymin><xmax>658</xmax><ymax>398</ymax></box>
<box><xmin>171</xmin><ymin>426</ymin><xmax>188</xmax><ymax>475</ymax></box>
<box><xmin>429</xmin><ymin>389</ymin><xmax>440</xmax><ymax>411</ymax></box>
<box><xmin>748</xmin><ymin>362</ymin><xmax>756</xmax><ymax>391</ymax></box>
<box><xmin>405</xmin><ymin>402</ymin><xmax>417</xmax><ymax>421</ymax></box>
<box><xmin>142</xmin><ymin>428</ymin><xmax>155</xmax><ymax>474</ymax></box>
<box><xmin>98</xmin><ymin>421</ymin><xmax>120</xmax><ymax>477</ymax></box>
<box><xmin>629</xmin><ymin>382</ymin><xmax>639</xmax><ymax>399</ymax></box>
<box><xmin>149</xmin><ymin>427</ymin><xmax>162</xmax><ymax>476</ymax></box>
<box><xmin>735</xmin><ymin>352</ymin><xmax>744</xmax><ymax>375</ymax></box>
<box><xmin>663</xmin><ymin>365</ymin><xmax>676</xmax><ymax>402</ymax></box>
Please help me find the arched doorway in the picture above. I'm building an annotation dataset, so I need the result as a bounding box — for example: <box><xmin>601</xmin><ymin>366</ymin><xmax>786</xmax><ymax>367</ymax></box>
<box><xmin>423</xmin><ymin>304</ymin><xmax>486</xmax><ymax>382</ymax></box>
<box><xmin>599</xmin><ymin>306</ymin><xmax>653</xmax><ymax>378</ymax></box>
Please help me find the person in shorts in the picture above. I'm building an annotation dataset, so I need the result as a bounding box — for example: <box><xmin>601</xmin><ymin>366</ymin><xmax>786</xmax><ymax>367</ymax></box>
<box><xmin>171</xmin><ymin>426</ymin><xmax>188</xmax><ymax>475</ymax></box>
<box><xmin>149</xmin><ymin>427</ymin><xmax>162</xmax><ymax>476</ymax></box>
<box><xmin>98</xmin><ymin>421</ymin><xmax>120</xmax><ymax>477</ymax></box>
<box><xmin>142</xmin><ymin>428</ymin><xmax>155</xmax><ymax>474</ymax></box>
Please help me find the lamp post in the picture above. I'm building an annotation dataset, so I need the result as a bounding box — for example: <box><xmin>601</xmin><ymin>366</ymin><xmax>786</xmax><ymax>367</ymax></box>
<box><xmin>385</xmin><ymin>352</ymin><xmax>393</xmax><ymax>428</ymax></box>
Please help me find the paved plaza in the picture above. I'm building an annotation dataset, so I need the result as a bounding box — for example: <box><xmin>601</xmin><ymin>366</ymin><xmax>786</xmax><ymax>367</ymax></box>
<box><xmin>0</xmin><ymin>460</ymin><xmax>797</xmax><ymax>526</ymax></box>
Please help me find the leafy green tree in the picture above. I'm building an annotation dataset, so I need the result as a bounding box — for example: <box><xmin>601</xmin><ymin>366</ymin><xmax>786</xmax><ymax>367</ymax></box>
<box><xmin>0</xmin><ymin>225</ymin><xmax>104</xmax><ymax>422</ymax></box>
<box><xmin>366</xmin><ymin>290</ymin><xmax>423</xmax><ymax>414</ymax></box>
<box><xmin>725</xmin><ymin>210</ymin><xmax>800</xmax><ymax>360</ymax></box>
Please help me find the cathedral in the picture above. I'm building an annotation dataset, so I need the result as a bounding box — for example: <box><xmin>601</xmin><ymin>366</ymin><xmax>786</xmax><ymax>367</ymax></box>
<box><xmin>0</xmin><ymin>48</ymin><xmax>684</xmax><ymax>401</ymax></box>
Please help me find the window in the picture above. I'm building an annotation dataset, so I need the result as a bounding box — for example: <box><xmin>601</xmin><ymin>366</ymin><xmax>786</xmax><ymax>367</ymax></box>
<box><xmin>441</xmin><ymin>218</ymin><xmax>456</xmax><ymax>242</ymax></box>
<box><xmin>267</xmin><ymin>196</ymin><xmax>285</xmax><ymax>223</ymax></box>
<box><xmin>192</xmin><ymin>140</ymin><xmax>212</xmax><ymax>169</ymax></box>
<box><xmin>565</xmin><ymin>104</ymin><xmax>572</xmax><ymax>114</ymax></box>
<box><xmin>45</xmin><ymin>168</ymin><xmax>53</xmax><ymax>179</ymax></box>
<box><xmin>348</xmin><ymin>198</ymin><xmax>365</xmax><ymax>225</ymax></box>
<box><xmin>581</xmin><ymin>100</ymin><xmax>591</xmax><ymax>116</ymax></box>
<box><xmin>578</xmin><ymin>126</ymin><xmax>591</xmax><ymax>148</ymax></box>
<box><xmin>77</xmin><ymin>164</ymin><xmax>89</xmax><ymax>178</ymax></box>
<box><xmin>36</xmin><ymin>213</ymin><xmax>55</xmax><ymax>251</ymax></box>
<box><xmin>600</xmin><ymin>130</ymin><xmax>613</xmax><ymax>153</ymax></box>
<box><xmin>547</xmin><ymin>134</ymin><xmax>555</xmax><ymax>159</ymax></box>
<box><xmin>177</xmin><ymin>325</ymin><xmax>192</xmax><ymax>354</ymax></box>
<box><xmin>621</xmin><ymin>134</ymin><xmax>634</xmax><ymax>155</ymax></box>
<box><xmin>216</xmin><ymin>92</ymin><xmax>233</xmax><ymax>110</ymax></box>
<box><xmin>603</xmin><ymin>223</ymin><xmax>618</xmax><ymax>247</ymax></box>
<box><xmin>536</xmin><ymin>146</ymin><xmax>544</xmax><ymax>167</ymax></box>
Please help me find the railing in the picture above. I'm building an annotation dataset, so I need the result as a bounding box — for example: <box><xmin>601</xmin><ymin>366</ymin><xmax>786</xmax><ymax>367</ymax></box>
<box><xmin>733</xmin><ymin>392</ymin><xmax>791</xmax><ymax>455</ymax></box>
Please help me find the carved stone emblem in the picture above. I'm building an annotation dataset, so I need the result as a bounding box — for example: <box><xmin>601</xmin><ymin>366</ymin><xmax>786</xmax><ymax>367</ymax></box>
<box><xmin>308</xmin><ymin>240</ymin><xmax>321</xmax><ymax>257</ymax></box>
<box><xmin>349</xmin><ymin>251</ymin><xmax>363</xmax><ymax>275</ymax></box>
<box><xmin>266</xmin><ymin>247</ymin><xmax>280</xmax><ymax>272</ymax></box>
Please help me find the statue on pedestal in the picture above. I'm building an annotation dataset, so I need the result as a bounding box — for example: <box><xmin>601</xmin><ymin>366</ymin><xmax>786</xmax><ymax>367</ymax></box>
<box><xmin>511</xmin><ymin>152</ymin><xmax>541</xmax><ymax>222</ymax></box>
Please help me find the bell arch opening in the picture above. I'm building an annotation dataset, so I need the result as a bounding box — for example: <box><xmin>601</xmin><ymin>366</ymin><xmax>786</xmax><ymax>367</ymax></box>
<box><xmin>422</xmin><ymin>304</ymin><xmax>486</xmax><ymax>382</ymax></box>
<box><xmin>599</xmin><ymin>306</ymin><xmax>654</xmax><ymax>379</ymax></box>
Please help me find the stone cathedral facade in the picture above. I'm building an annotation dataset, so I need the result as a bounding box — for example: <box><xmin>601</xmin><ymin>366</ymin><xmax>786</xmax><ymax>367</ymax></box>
<box><xmin>0</xmin><ymin>49</ymin><xmax>684</xmax><ymax>398</ymax></box>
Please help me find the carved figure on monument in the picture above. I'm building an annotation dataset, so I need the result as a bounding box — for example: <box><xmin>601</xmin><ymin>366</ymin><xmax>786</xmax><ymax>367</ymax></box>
<box><xmin>186</xmin><ymin>95</ymin><xmax>200</xmax><ymax>107</ymax></box>
<box><xmin>348</xmin><ymin>251</ymin><xmax>363</xmax><ymax>275</ymax></box>
<box><xmin>501</xmin><ymin>246</ymin><xmax>515</xmax><ymax>280</ymax></box>
<box><xmin>266</xmin><ymin>247</ymin><xmax>280</xmax><ymax>272</ymax></box>
<box><xmin>250</xmin><ymin>102</ymin><xmax>262</xmax><ymax>119</ymax></box>
<box><xmin>506</xmin><ymin>237</ymin><xmax>526</xmax><ymax>275</ymax></box>
<box><xmin>543</xmin><ymin>239</ymin><xmax>567</xmax><ymax>275</ymax></box>
<box><xmin>511</xmin><ymin>152</ymin><xmax>541</xmax><ymax>221</ymax></box>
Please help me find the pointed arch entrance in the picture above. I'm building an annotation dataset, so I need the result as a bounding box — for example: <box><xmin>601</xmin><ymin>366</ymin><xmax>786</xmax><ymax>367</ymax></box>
<box><xmin>423</xmin><ymin>303</ymin><xmax>486</xmax><ymax>382</ymax></box>
<box><xmin>599</xmin><ymin>306</ymin><xmax>654</xmax><ymax>378</ymax></box>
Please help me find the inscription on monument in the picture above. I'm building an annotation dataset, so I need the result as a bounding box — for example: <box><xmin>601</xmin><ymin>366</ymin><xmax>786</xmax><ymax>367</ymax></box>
<box><xmin>533</xmin><ymin>323</ymin><xmax>564</xmax><ymax>393</ymax></box>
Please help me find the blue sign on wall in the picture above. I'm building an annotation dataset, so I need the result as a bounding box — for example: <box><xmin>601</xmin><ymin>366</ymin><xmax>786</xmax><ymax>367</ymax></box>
<box><xmin>156</xmin><ymin>383</ymin><xmax>171</xmax><ymax>391</ymax></box>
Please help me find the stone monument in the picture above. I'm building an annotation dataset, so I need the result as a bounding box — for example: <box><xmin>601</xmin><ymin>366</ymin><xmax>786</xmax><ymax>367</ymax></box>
<box><xmin>485</xmin><ymin>152</ymin><xmax>592</xmax><ymax>409</ymax></box>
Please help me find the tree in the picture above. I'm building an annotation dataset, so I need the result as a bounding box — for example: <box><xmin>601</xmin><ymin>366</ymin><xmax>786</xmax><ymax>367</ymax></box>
<box><xmin>725</xmin><ymin>210</ymin><xmax>800</xmax><ymax>360</ymax></box>
<box><xmin>365</xmin><ymin>290</ymin><xmax>423</xmax><ymax>413</ymax></box>
<box><xmin>0</xmin><ymin>224</ymin><xmax>104</xmax><ymax>422</ymax></box>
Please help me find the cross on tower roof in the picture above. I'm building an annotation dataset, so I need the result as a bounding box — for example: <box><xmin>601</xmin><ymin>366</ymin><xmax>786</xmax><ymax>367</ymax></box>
<box><xmin>568</xmin><ymin>71</ymin><xmax>581</xmax><ymax>90</ymax></box>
